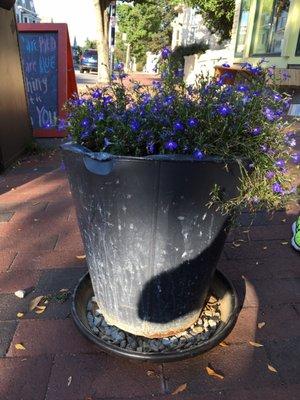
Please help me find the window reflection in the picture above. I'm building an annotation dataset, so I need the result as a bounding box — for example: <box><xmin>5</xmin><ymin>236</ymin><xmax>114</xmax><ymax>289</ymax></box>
<box><xmin>252</xmin><ymin>0</ymin><xmax>290</xmax><ymax>55</ymax></box>
<box><xmin>235</xmin><ymin>0</ymin><xmax>251</xmax><ymax>56</ymax></box>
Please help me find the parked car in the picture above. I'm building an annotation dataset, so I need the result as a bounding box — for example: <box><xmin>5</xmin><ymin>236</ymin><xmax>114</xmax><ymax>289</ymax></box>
<box><xmin>79</xmin><ymin>49</ymin><xmax>98</xmax><ymax>73</ymax></box>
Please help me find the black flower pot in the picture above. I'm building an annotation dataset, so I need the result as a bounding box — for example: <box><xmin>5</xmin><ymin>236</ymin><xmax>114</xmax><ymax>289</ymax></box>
<box><xmin>62</xmin><ymin>143</ymin><xmax>240</xmax><ymax>338</ymax></box>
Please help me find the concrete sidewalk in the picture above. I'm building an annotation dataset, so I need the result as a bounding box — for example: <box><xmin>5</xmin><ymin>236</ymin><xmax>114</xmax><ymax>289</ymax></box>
<box><xmin>0</xmin><ymin>150</ymin><xmax>299</xmax><ymax>400</ymax></box>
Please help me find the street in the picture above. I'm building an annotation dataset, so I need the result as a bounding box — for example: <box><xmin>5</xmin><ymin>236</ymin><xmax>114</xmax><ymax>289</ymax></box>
<box><xmin>75</xmin><ymin>67</ymin><xmax>159</xmax><ymax>91</ymax></box>
<box><xmin>75</xmin><ymin>68</ymin><xmax>98</xmax><ymax>89</ymax></box>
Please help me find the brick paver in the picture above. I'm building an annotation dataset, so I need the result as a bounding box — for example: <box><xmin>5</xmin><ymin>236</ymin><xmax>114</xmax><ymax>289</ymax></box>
<box><xmin>0</xmin><ymin>149</ymin><xmax>299</xmax><ymax>399</ymax></box>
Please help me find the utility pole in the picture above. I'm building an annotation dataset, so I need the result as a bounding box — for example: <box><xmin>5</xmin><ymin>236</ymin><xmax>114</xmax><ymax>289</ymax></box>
<box><xmin>109</xmin><ymin>0</ymin><xmax>116</xmax><ymax>73</ymax></box>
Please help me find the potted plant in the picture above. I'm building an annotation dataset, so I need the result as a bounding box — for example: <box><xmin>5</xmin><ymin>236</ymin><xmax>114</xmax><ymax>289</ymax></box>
<box><xmin>61</xmin><ymin>51</ymin><xmax>296</xmax><ymax>339</ymax></box>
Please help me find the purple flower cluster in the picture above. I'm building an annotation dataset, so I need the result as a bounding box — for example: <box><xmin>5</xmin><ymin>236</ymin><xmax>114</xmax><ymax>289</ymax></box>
<box><xmin>64</xmin><ymin>53</ymin><xmax>295</xmax><ymax>208</ymax></box>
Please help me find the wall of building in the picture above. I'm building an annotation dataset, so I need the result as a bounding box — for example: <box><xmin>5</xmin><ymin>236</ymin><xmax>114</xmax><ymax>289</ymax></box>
<box><xmin>171</xmin><ymin>6</ymin><xmax>223</xmax><ymax>51</ymax></box>
<box><xmin>232</xmin><ymin>0</ymin><xmax>300</xmax><ymax>86</ymax></box>
<box><xmin>0</xmin><ymin>5</ymin><xmax>32</xmax><ymax>169</ymax></box>
<box><xmin>15</xmin><ymin>0</ymin><xmax>39</xmax><ymax>23</ymax></box>
<box><xmin>184</xmin><ymin>46</ymin><xmax>233</xmax><ymax>84</ymax></box>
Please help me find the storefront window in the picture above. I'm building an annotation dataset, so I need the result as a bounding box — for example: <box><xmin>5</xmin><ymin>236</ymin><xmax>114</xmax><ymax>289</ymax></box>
<box><xmin>235</xmin><ymin>0</ymin><xmax>251</xmax><ymax>56</ymax></box>
<box><xmin>251</xmin><ymin>0</ymin><xmax>290</xmax><ymax>55</ymax></box>
<box><xmin>296</xmin><ymin>30</ymin><xmax>300</xmax><ymax>56</ymax></box>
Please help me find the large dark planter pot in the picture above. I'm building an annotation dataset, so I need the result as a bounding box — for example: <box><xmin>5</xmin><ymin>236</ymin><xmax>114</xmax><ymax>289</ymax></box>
<box><xmin>62</xmin><ymin>142</ymin><xmax>240</xmax><ymax>338</ymax></box>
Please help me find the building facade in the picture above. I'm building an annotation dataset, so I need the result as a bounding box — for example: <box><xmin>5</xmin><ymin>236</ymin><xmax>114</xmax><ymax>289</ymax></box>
<box><xmin>15</xmin><ymin>0</ymin><xmax>40</xmax><ymax>23</ymax></box>
<box><xmin>231</xmin><ymin>0</ymin><xmax>300</xmax><ymax>85</ymax></box>
<box><xmin>172</xmin><ymin>6</ymin><xmax>232</xmax><ymax>83</ymax></box>
<box><xmin>171</xmin><ymin>6</ymin><xmax>221</xmax><ymax>50</ymax></box>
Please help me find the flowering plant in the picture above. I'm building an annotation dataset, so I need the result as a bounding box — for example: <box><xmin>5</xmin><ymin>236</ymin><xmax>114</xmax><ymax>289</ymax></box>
<box><xmin>62</xmin><ymin>52</ymin><xmax>298</xmax><ymax>213</ymax></box>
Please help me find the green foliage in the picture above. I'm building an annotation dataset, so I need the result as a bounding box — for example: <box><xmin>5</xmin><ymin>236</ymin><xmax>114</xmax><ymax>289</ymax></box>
<box><xmin>117</xmin><ymin>0</ymin><xmax>176</xmax><ymax>64</ymax></box>
<box><xmin>83</xmin><ymin>38</ymin><xmax>97</xmax><ymax>51</ymax></box>
<box><xmin>115</xmin><ymin>32</ymin><xmax>127</xmax><ymax>64</ymax></box>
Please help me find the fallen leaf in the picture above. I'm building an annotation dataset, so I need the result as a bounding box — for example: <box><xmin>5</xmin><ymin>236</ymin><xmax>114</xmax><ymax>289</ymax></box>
<box><xmin>29</xmin><ymin>296</ymin><xmax>44</xmax><ymax>311</ymax></box>
<box><xmin>172</xmin><ymin>383</ymin><xmax>187</xmax><ymax>395</ymax></box>
<box><xmin>76</xmin><ymin>255</ymin><xmax>86</xmax><ymax>260</ymax></box>
<box><xmin>67</xmin><ymin>376</ymin><xmax>72</xmax><ymax>386</ymax></box>
<box><xmin>281</xmin><ymin>219</ymin><xmax>286</xmax><ymax>223</ymax></box>
<box><xmin>219</xmin><ymin>341</ymin><xmax>229</xmax><ymax>347</ymax></box>
<box><xmin>281</xmin><ymin>241</ymin><xmax>288</xmax><ymax>245</ymax></box>
<box><xmin>243</xmin><ymin>230</ymin><xmax>250</xmax><ymax>234</ymax></box>
<box><xmin>268</xmin><ymin>364</ymin><xmax>277</xmax><ymax>373</ymax></box>
<box><xmin>262</xmin><ymin>246</ymin><xmax>268</xmax><ymax>250</ymax></box>
<box><xmin>59</xmin><ymin>288</ymin><xmax>69</xmax><ymax>293</ymax></box>
<box><xmin>17</xmin><ymin>312</ymin><xmax>24</xmax><ymax>318</ymax></box>
<box><xmin>249</xmin><ymin>341</ymin><xmax>264</xmax><ymax>347</ymax></box>
<box><xmin>232</xmin><ymin>242</ymin><xmax>241</xmax><ymax>247</ymax></box>
<box><xmin>206</xmin><ymin>366</ymin><xmax>224</xmax><ymax>380</ymax></box>
<box><xmin>35</xmin><ymin>306</ymin><xmax>46</xmax><ymax>314</ymax></box>
<box><xmin>258</xmin><ymin>322</ymin><xmax>266</xmax><ymax>329</ymax></box>
<box><xmin>15</xmin><ymin>343</ymin><xmax>26</xmax><ymax>350</ymax></box>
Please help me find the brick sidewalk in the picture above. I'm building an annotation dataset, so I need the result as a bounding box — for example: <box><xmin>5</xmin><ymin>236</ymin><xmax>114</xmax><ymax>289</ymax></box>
<box><xmin>0</xmin><ymin>150</ymin><xmax>299</xmax><ymax>400</ymax></box>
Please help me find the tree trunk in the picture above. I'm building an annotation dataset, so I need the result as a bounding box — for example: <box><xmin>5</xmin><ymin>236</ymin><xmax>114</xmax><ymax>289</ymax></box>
<box><xmin>94</xmin><ymin>0</ymin><xmax>110</xmax><ymax>83</ymax></box>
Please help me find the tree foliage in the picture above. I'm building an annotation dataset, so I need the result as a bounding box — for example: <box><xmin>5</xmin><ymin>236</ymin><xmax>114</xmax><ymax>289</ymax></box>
<box><xmin>83</xmin><ymin>38</ymin><xmax>97</xmax><ymax>50</ymax></box>
<box><xmin>117</xmin><ymin>0</ymin><xmax>176</xmax><ymax>65</ymax></box>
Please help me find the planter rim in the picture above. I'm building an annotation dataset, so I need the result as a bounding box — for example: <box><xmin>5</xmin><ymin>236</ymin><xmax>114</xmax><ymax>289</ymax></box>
<box><xmin>61</xmin><ymin>141</ymin><xmax>243</xmax><ymax>164</ymax></box>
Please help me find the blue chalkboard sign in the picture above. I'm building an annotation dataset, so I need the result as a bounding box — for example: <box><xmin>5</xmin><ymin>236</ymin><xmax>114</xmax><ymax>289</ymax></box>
<box><xmin>19</xmin><ymin>32</ymin><xmax>58</xmax><ymax>129</ymax></box>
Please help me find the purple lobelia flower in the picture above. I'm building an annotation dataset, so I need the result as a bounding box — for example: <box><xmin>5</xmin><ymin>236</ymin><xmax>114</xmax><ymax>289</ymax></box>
<box><xmin>217</xmin><ymin>105</ymin><xmax>232</xmax><ymax>117</ymax></box>
<box><xmin>173</xmin><ymin>121</ymin><xmax>184</xmax><ymax>131</ymax></box>
<box><xmin>96</xmin><ymin>112</ymin><xmax>105</xmax><ymax>122</ymax></box>
<box><xmin>285</xmin><ymin>131</ymin><xmax>296</xmax><ymax>147</ymax></box>
<box><xmin>130</xmin><ymin>120</ymin><xmax>140</xmax><ymax>132</ymax></box>
<box><xmin>81</xmin><ymin>118</ymin><xmax>90</xmax><ymax>128</ymax></box>
<box><xmin>80</xmin><ymin>130</ymin><xmax>90</xmax><ymax>139</ymax></box>
<box><xmin>282</xmin><ymin>71</ymin><xmax>290</xmax><ymax>81</ymax></box>
<box><xmin>103</xmin><ymin>96</ymin><xmax>113</xmax><ymax>106</ymax></box>
<box><xmin>174</xmin><ymin>68</ymin><xmax>184</xmax><ymax>78</ymax></box>
<box><xmin>58</xmin><ymin>119</ymin><xmax>68</xmax><ymax>131</ymax></box>
<box><xmin>152</xmin><ymin>80</ymin><xmax>162</xmax><ymax>90</ymax></box>
<box><xmin>92</xmin><ymin>89</ymin><xmax>102</xmax><ymax>99</ymax></box>
<box><xmin>193</xmin><ymin>149</ymin><xmax>204</xmax><ymax>160</ymax></box>
<box><xmin>273</xmin><ymin>93</ymin><xmax>282</xmax><ymax>101</ymax></box>
<box><xmin>251</xmin><ymin>127</ymin><xmax>262</xmax><ymax>136</ymax></box>
<box><xmin>275</xmin><ymin>159</ymin><xmax>285</xmax><ymax>169</ymax></box>
<box><xmin>291</xmin><ymin>152</ymin><xmax>300</xmax><ymax>164</ymax></box>
<box><xmin>146</xmin><ymin>142</ymin><xmax>155</xmax><ymax>154</ymax></box>
<box><xmin>237</xmin><ymin>84</ymin><xmax>249</xmax><ymax>92</ymax></box>
<box><xmin>187</xmin><ymin>118</ymin><xmax>199</xmax><ymax>128</ymax></box>
<box><xmin>272</xmin><ymin>182</ymin><xmax>283</xmax><ymax>194</ymax></box>
<box><xmin>222</xmin><ymin>63</ymin><xmax>230</xmax><ymax>67</ymax></box>
<box><xmin>161</xmin><ymin>47</ymin><xmax>171</xmax><ymax>59</ymax></box>
<box><xmin>116</xmin><ymin>62</ymin><xmax>124</xmax><ymax>71</ymax></box>
<box><xmin>103</xmin><ymin>137</ymin><xmax>112</xmax><ymax>148</ymax></box>
<box><xmin>264</xmin><ymin>107</ymin><xmax>276</xmax><ymax>121</ymax></box>
<box><xmin>266</xmin><ymin>171</ymin><xmax>275</xmax><ymax>179</ymax></box>
<box><xmin>164</xmin><ymin>140</ymin><xmax>178</xmax><ymax>151</ymax></box>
